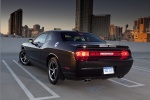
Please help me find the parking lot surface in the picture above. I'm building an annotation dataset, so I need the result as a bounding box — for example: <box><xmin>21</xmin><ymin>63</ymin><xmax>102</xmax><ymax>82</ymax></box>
<box><xmin>0</xmin><ymin>52</ymin><xmax>150</xmax><ymax>100</ymax></box>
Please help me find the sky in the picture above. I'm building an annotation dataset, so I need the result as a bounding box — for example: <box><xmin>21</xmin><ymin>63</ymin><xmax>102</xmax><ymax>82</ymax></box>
<box><xmin>1</xmin><ymin>0</ymin><xmax>150</xmax><ymax>34</ymax></box>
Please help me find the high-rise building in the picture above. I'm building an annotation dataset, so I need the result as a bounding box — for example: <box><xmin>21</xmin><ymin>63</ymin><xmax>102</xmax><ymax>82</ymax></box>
<box><xmin>75</xmin><ymin>0</ymin><xmax>111</xmax><ymax>40</ymax></box>
<box><xmin>9</xmin><ymin>9</ymin><xmax>23</xmax><ymax>36</ymax></box>
<box><xmin>75</xmin><ymin>0</ymin><xmax>93</xmax><ymax>32</ymax></box>
<box><xmin>92</xmin><ymin>15</ymin><xmax>110</xmax><ymax>39</ymax></box>
<box><xmin>132</xmin><ymin>16</ymin><xmax>150</xmax><ymax>42</ymax></box>
<box><xmin>133</xmin><ymin>16</ymin><xmax>150</xmax><ymax>33</ymax></box>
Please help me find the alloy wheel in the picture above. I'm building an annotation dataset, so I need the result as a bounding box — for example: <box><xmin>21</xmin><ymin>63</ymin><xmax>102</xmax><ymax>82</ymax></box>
<box><xmin>20</xmin><ymin>51</ymin><xmax>29</xmax><ymax>65</ymax></box>
<box><xmin>48</xmin><ymin>61</ymin><xmax>58</xmax><ymax>81</ymax></box>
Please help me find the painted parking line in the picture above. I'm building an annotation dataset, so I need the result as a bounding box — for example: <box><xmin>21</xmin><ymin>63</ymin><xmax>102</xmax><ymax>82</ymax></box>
<box><xmin>134</xmin><ymin>59</ymin><xmax>150</xmax><ymax>64</ymax></box>
<box><xmin>133</xmin><ymin>65</ymin><xmax>150</xmax><ymax>73</ymax></box>
<box><xmin>13</xmin><ymin>60</ymin><xmax>60</xmax><ymax>100</ymax></box>
<box><xmin>108</xmin><ymin>78</ymin><xmax>144</xmax><ymax>88</ymax></box>
<box><xmin>2</xmin><ymin>60</ymin><xmax>35</xmax><ymax>100</ymax></box>
<box><xmin>134</xmin><ymin>57</ymin><xmax>150</xmax><ymax>59</ymax></box>
<box><xmin>2</xmin><ymin>60</ymin><xmax>60</xmax><ymax>100</ymax></box>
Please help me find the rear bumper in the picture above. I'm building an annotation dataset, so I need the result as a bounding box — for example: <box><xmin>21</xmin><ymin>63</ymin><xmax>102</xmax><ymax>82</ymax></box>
<box><xmin>62</xmin><ymin>58</ymin><xmax>133</xmax><ymax>80</ymax></box>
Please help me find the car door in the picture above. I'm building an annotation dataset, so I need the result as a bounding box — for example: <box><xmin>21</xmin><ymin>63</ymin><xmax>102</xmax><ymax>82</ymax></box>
<box><xmin>39</xmin><ymin>32</ymin><xmax>52</xmax><ymax>66</ymax></box>
<box><xmin>30</xmin><ymin>33</ymin><xmax>48</xmax><ymax>64</ymax></box>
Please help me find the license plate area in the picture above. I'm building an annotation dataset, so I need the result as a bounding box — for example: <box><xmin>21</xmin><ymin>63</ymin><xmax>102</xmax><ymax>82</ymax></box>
<box><xmin>103</xmin><ymin>67</ymin><xmax>114</xmax><ymax>75</ymax></box>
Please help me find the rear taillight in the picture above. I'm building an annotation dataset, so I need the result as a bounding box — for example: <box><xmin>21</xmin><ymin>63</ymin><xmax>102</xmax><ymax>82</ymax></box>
<box><xmin>121</xmin><ymin>50</ymin><xmax>130</xmax><ymax>60</ymax></box>
<box><xmin>75</xmin><ymin>51</ymin><xmax>89</xmax><ymax>61</ymax></box>
<box><xmin>75</xmin><ymin>50</ymin><xmax>130</xmax><ymax>61</ymax></box>
<box><xmin>90</xmin><ymin>51</ymin><xmax>121</xmax><ymax>56</ymax></box>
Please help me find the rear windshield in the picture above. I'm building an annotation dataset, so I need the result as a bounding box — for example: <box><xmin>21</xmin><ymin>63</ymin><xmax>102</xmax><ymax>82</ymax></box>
<box><xmin>61</xmin><ymin>32</ymin><xmax>106</xmax><ymax>42</ymax></box>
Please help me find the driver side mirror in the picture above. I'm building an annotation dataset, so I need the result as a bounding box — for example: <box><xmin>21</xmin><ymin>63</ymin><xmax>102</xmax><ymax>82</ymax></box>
<box><xmin>28</xmin><ymin>39</ymin><xmax>33</xmax><ymax>43</ymax></box>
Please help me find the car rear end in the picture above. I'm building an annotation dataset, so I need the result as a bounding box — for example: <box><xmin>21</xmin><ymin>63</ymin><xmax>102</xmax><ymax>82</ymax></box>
<box><xmin>60</xmin><ymin>31</ymin><xmax>133</xmax><ymax>80</ymax></box>
<box><xmin>64</xmin><ymin>44</ymin><xmax>133</xmax><ymax>80</ymax></box>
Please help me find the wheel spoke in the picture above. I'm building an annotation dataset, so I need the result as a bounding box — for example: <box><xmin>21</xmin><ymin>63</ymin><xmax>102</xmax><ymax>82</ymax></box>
<box><xmin>50</xmin><ymin>73</ymin><xmax>53</xmax><ymax>79</ymax></box>
<box><xmin>50</xmin><ymin>68</ymin><xmax>53</xmax><ymax>71</ymax></box>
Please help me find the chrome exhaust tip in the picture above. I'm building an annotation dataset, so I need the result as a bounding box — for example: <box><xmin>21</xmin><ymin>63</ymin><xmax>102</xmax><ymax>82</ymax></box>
<box><xmin>83</xmin><ymin>78</ymin><xmax>91</xmax><ymax>83</ymax></box>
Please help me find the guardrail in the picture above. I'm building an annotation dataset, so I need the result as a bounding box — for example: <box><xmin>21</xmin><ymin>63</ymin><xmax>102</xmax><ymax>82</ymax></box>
<box><xmin>0</xmin><ymin>37</ymin><xmax>150</xmax><ymax>53</ymax></box>
<box><xmin>0</xmin><ymin>37</ymin><xmax>30</xmax><ymax>54</ymax></box>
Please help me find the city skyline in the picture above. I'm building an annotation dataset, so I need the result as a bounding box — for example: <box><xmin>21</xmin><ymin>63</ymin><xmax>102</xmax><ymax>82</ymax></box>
<box><xmin>1</xmin><ymin>0</ymin><xmax>150</xmax><ymax>34</ymax></box>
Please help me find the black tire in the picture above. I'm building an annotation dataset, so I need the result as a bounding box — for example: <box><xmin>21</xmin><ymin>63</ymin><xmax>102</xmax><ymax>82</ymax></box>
<box><xmin>19</xmin><ymin>50</ymin><xmax>30</xmax><ymax>65</ymax></box>
<box><xmin>48</xmin><ymin>57</ymin><xmax>64</xmax><ymax>85</ymax></box>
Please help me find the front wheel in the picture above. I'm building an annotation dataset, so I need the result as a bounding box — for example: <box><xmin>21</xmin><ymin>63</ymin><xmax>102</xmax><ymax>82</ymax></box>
<box><xmin>48</xmin><ymin>57</ymin><xmax>64</xmax><ymax>85</ymax></box>
<box><xmin>19</xmin><ymin>50</ymin><xmax>30</xmax><ymax>65</ymax></box>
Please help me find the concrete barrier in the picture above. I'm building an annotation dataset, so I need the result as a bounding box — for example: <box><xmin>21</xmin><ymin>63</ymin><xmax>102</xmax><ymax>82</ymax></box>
<box><xmin>107</xmin><ymin>41</ymin><xmax>150</xmax><ymax>52</ymax></box>
<box><xmin>0</xmin><ymin>37</ymin><xmax>150</xmax><ymax>53</ymax></box>
<box><xmin>0</xmin><ymin>37</ymin><xmax>30</xmax><ymax>54</ymax></box>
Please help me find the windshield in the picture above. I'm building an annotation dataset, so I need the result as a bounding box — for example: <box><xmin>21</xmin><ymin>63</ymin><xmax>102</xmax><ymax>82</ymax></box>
<box><xmin>61</xmin><ymin>32</ymin><xmax>106</xmax><ymax>43</ymax></box>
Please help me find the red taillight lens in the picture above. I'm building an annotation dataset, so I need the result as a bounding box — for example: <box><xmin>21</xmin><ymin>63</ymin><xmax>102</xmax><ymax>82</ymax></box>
<box><xmin>75</xmin><ymin>51</ymin><xmax>89</xmax><ymax>61</ymax></box>
<box><xmin>89</xmin><ymin>51</ymin><xmax>121</xmax><ymax>56</ymax></box>
<box><xmin>75</xmin><ymin>50</ymin><xmax>130</xmax><ymax>61</ymax></box>
<box><xmin>121</xmin><ymin>51</ymin><xmax>129</xmax><ymax>56</ymax></box>
<box><xmin>121</xmin><ymin>50</ymin><xmax>130</xmax><ymax>60</ymax></box>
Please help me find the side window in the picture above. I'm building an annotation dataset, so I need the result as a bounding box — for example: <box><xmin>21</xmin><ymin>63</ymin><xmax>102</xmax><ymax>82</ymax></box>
<box><xmin>45</xmin><ymin>33</ymin><xmax>52</xmax><ymax>42</ymax></box>
<box><xmin>34</xmin><ymin>33</ymin><xmax>47</xmax><ymax>43</ymax></box>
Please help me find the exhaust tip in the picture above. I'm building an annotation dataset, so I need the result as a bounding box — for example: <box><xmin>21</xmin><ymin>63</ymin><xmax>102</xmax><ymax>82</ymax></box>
<box><xmin>83</xmin><ymin>78</ymin><xmax>91</xmax><ymax>83</ymax></box>
<box><xmin>117</xmin><ymin>76</ymin><xmax>124</xmax><ymax>78</ymax></box>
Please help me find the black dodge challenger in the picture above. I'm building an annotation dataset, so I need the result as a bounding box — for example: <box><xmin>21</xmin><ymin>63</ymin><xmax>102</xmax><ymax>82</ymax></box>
<box><xmin>19</xmin><ymin>30</ymin><xmax>133</xmax><ymax>85</ymax></box>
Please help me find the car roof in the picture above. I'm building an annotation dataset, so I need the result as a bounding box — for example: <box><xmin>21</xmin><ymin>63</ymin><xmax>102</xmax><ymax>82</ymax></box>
<box><xmin>45</xmin><ymin>30</ymin><xmax>90</xmax><ymax>34</ymax></box>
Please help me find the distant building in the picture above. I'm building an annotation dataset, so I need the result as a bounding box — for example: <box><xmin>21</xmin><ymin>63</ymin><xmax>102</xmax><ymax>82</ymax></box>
<box><xmin>133</xmin><ymin>20</ymin><xmax>138</xmax><ymax>31</ymax></box>
<box><xmin>54</xmin><ymin>28</ymin><xmax>61</xmax><ymax>30</ymax></box>
<box><xmin>110</xmin><ymin>24</ymin><xmax>123</xmax><ymax>41</ymax></box>
<box><xmin>132</xmin><ymin>16</ymin><xmax>150</xmax><ymax>42</ymax></box>
<box><xmin>9</xmin><ymin>9</ymin><xmax>23</xmax><ymax>36</ymax></box>
<box><xmin>75</xmin><ymin>0</ymin><xmax>93</xmax><ymax>32</ymax></box>
<box><xmin>33</xmin><ymin>24</ymin><xmax>40</xmax><ymax>31</ymax></box>
<box><xmin>22</xmin><ymin>24</ymin><xmax>44</xmax><ymax>38</ymax></box>
<box><xmin>133</xmin><ymin>16</ymin><xmax>150</xmax><ymax>33</ymax></box>
<box><xmin>41</xmin><ymin>27</ymin><xmax>44</xmax><ymax>32</ymax></box>
<box><xmin>123</xmin><ymin>30</ymin><xmax>134</xmax><ymax>41</ymax></box>
<box><xmin>32</xmin><ymin>24</ymin><xmax>44</xmax><ymax>38</ymax></box>
<box><xmin>72</xmin><ymin>28</ymin><xmax>77</xmax><ymax>31</ymax></box>
<box><xmin>134</xmin><ymin>33</ymin><xmax>150</xmax><ymax>42</ymax></box>
<box><xmin>22</xmin><ymin>25</ymin><xmax>33</xmax><ymax>38</ymax></box>
<box><xmin>92</xmin><ymin>15</ymin><xmax>110</xmax><ymax>40</ymax></box>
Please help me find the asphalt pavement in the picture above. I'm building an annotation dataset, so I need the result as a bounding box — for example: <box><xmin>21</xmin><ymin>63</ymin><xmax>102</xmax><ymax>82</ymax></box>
<box><xmin>0</xmin><ymin>52</ymin><xmax>150</xmax><ymax>100</ymax></box>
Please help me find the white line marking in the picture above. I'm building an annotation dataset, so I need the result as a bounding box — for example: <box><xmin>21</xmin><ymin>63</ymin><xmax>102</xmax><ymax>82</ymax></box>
<box><xmin>133</xmin><ymin>65</ymin><xmax>150</xmax><ymax>73</ymax></box>
<box><xmin>134</xmin><ymin>59</ymin><xmax>150</xmax><ymax>64</ymax></box>
<box><xmin>108</xmin><ymin>78</ymin><xmax>144</xmax><ymax>88</ymax></box>
<box><xmin>13</xmin><ymin>60</ymin><xmax>60</xmax><ymax>100</ymax></box>
<box><xmin>2</xmin><ymin>60</ymin><xmax>35</xmax><ymax>100</ymax></box>
<box><xmin>134</xmin><ymin>57</ymin><xmax>150</xmax><ymax>59</ymax></box>
<box><xmin>133</xmin><ymin>65</ymin><xmax>150</xmax><ymax>70</ymax></box>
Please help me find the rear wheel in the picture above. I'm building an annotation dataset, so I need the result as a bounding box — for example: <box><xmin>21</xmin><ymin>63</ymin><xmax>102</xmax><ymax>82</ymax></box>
<box><xmin>19</xmin><ymin>50</ymin><xmax>30</xmax><ymax>65</ymax></box>
<box><xmin>48</xmin><ymin>57</ymin><xmax>64</xmax><ymax>85</ymax></box>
